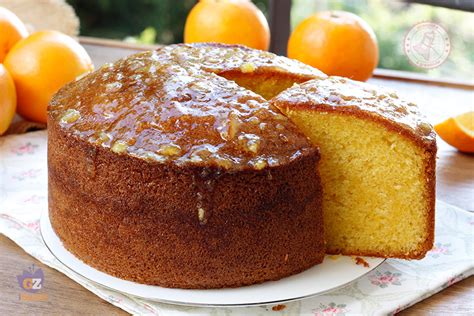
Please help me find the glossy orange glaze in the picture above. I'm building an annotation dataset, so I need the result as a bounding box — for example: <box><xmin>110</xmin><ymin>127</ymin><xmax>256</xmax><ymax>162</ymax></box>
<box><xmin>48</xmin><ymin>43</ymin><xmax>325</xmax><ymax>170</ymax></box>
<box><xmin>273</xmin><ymin>76</ymin><xmax>436</xmax><ymax>144</ymax></box>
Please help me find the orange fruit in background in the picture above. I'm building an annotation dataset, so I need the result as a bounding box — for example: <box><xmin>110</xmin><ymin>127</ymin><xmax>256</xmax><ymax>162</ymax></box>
<box><xmin>0</xmin><ymin>7</ymin><xmax>28</xmax><ymax>62</ymax></box>
<box><xmin>4</xmin><ymin>30</ymin><xmax>94</xmax><ymax>123</ymax></box>
<box><xmin>0</xmin><ymin>64</ymin><xmax>16</xmax><ymax>135</ymax></box>
<box><xmin>288</xmin><ymin>11</ymin><xmax>379</xmax><ymax>81</ymax></box>
<box><xmin>435</xmin><ymin>112</ymin><xmax>474</xmax><ymax>153</ymax></box>
<box><xmin>184</xmin><ymin>0</ymin><xmax>270</xmax><ymax>51</ymax></box>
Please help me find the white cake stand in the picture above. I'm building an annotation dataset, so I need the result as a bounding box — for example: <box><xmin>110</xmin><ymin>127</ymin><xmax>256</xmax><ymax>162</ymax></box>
<box><xmin>41</xmin><ymin>210</ymin><xmax>384</xmax><ymax>307</ymax></box>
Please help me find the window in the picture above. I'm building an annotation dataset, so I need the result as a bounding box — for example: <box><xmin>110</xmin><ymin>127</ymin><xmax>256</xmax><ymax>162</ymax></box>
<box><xmin>68</xmin><ymin>0</ymin><xmax>473</xmax><ymax>81</ymax></box>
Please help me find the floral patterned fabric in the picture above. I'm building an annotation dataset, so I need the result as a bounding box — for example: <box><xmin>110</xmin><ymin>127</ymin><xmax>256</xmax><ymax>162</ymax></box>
<box><xmin>1</xmin><ymin>131</ymin><xmax>473</xmax><ymax>315</ymax></box>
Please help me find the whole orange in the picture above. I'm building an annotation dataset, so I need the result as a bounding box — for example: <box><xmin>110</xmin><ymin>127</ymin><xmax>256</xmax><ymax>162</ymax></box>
<box><xmin>184</xmin><ymin>0</ymin><xmax>270</xmax><ymax>51</ymax></box>
<box><xmin>288</xmin><ymin>11</ymin><xmax>378</xmax><ymax>81</ymax></box>
<box><xmin>0</xmin><ymin>64</ymin><xmax>16</xmax><ymax>135</ymax></box>
<box><xmin>0</xmin><ymin>7</ymin><xmax>28</xmax><ymax>62</ymax></box>
<box><xmin>4</xmin><ymin>30</ymin><xmax>94</xmax><ymax>123</ymax></box>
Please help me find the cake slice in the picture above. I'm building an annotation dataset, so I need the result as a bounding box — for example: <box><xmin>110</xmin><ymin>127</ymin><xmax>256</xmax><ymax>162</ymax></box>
<box><xmin>272</xmin><ymin>77</ymin><xmax>436</xmax><ymax>259</ymax></box>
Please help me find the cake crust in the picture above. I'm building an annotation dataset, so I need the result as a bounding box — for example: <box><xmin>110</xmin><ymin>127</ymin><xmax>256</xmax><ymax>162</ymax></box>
<box><xmin>49</xmin><ymin>43</ymin><xmax>325</xmax><ymax>171</ymax></box>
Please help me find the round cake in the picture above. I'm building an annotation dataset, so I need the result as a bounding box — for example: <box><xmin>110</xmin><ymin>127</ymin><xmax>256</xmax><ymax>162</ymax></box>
<box><xmin>47</xmin><ymin>43</ymin><xmax>326</xmax><ymax>289</ymax></box>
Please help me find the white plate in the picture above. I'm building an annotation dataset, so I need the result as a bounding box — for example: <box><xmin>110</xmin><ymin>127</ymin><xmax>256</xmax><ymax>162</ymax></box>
<box><xmin>41</xmin><ymin>211</ymin><xmax>384</xmax><ymax>307</ymax></box>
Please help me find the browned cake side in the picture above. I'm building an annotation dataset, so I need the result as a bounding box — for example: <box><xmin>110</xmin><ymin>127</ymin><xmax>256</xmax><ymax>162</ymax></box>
<box><xmin>48</xmin><ymin>122</ymin><xmax>324</xmax><ymax>288</ymax></box>
<box><xmin>48</xmin><ymin>43</ymin><xmax>325</xmax><ymax>289</ymax></box>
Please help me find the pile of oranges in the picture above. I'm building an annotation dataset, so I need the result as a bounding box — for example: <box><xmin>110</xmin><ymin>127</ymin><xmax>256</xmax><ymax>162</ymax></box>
<box><xmin>0</xmin><ymin>7</ymin><xmax>93</xmax><ymax>134</ymax></box>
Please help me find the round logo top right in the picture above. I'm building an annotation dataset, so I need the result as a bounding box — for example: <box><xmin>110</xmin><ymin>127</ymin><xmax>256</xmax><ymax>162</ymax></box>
<box><xmin>404</xmin><ymin>22</ymin><xmax>451</xmax><ymax>69</ymax></box>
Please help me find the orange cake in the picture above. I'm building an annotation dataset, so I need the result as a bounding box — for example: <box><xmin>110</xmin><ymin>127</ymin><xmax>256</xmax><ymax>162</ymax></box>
<box><xmin>48</xmin><ymin>43</ymin><xmax>436</xmax><ymax>290</ymax></box>
<box><xmin>272</xmin><ymin>77</ymin><xmax>436</xmax><ymax>259</ymax></box>
<box><xmin>48</xmin><ymin>43</ymin><xmax>326</xmax><ymax>289</ymax></box>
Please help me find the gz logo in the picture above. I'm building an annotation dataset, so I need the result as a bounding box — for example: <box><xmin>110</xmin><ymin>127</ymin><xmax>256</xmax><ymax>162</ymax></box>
<box><xmin>17</xmin><ymin>264</ymin><xmax>48</xmax><ymax>302</ymax></box>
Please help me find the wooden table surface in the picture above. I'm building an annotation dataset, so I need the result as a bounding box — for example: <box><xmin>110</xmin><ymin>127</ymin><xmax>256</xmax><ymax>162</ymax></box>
<box><xmin>0</xmin><ymin>38</ymin><xmax>472</xmax><ymax>315</ymax></box>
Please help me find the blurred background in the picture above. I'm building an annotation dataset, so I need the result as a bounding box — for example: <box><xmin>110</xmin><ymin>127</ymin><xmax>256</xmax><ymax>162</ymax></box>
<box><xmin>63</xmin><ymin>0</ymin><xmax>471</xmax><ymax>81</ymax></box>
